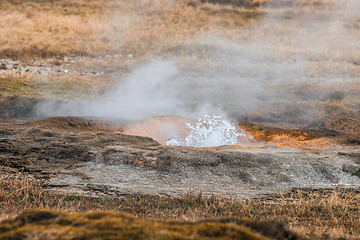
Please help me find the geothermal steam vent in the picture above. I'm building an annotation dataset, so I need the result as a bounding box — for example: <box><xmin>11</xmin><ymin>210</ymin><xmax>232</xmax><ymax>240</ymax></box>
<box><xmin>121</xmin><ymin>115</ymin><xmax>252</xmax><ymax>147</ymax></box>
<box><xmin>166</xmin><ymin>115</ymin><xmax>251</xmax><ymax>147</ymax></box>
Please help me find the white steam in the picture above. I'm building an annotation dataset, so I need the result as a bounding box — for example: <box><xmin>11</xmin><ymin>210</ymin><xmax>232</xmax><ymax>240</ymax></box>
<box><xmin>166</xmin><ymin>115</ymin><xmax>250</xmax><ymax>147</ymax></box>
<box><xmin>169</xmin><ymin>0</ymin><xmax>360</xmax><ymax>125</ymax></box>
<box><xmin>36</xmin><ymin>60</ymin><xmax>183</xmax><ymax>119</ymax></box>
<box><xmin>35</xmin><ymin>0</ymin><xmax>360</xmax><ymax>128</ymax></box>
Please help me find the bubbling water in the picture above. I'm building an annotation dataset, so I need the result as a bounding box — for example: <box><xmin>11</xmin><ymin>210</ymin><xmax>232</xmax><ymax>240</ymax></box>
<box><xmin>166</xmin><ymin>115</ymin><xmax>251</xmax><ymax>147</ymax></box>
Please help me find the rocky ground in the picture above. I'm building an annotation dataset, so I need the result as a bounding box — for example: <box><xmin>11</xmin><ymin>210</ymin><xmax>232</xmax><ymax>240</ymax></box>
<box><xmin>1</xmin><ymin>116</ymin><xmax>359</xmax><ymax>199</ymax></box>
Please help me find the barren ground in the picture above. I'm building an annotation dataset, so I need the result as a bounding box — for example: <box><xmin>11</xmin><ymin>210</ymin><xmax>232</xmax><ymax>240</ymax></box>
<box><xmin>0</xmin><ymin>116</ymin><xmax>359</xmax><ymax>199</ymax></box>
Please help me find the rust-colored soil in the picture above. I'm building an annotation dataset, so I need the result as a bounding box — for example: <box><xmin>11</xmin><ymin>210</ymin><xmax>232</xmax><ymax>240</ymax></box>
<box><xmin>13</xmin><ymin>115</ymin><xmax>355</xmax><ymax>149</ymax></box>
<box><xmin>237</xmin><ymin>122</ymin><xmax>337</xmax><ymax>148</ymax></box>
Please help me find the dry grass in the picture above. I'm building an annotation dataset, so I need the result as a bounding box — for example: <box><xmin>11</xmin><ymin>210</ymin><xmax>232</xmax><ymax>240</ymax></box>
<box><xmin>0</xmin><ymin>174</ymin><xmax>359</xmax><ymax>239</ymax></box>
<box><xmin>0</xmin><ymin>73</ymin><xmax>39</xmax><ymax>98</ymax></box>
<box><xmin>0</xmin><ymin>209</ymin><xmax>282</xmax><ymax>240</ymax></box>
<box><xmin>0</xmin><ymin>0</ymin><xmax>260</xmax><ymax>60</ymax></box>
<box><xmin>0</xmin><ymin>0</ymin><xmax>261</xmax><ymax>102</ymax></box>
<box><xmin>0</xmin><ymin>0</ymin><xmax>108</xmax><ymax>59</ymax></box>
<box><xmin>0</xmin><ymin>72</ymin><xmax>116</xmax><ymax>100</ymax></box>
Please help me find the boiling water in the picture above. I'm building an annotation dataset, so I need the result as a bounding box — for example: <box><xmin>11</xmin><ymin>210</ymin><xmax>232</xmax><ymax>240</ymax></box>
<box><xmin>166</xmin><ymin>115</ymin><xmax>251</xmax><ymax>147</ymax></box>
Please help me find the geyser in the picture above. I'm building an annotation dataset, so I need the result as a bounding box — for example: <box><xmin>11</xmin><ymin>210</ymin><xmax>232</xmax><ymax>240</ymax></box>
<box><xmin>119</xmin><ymin>115</ymin><xmax>253</xmax><ymax>147</ymax></box>
<box><xmin>166</xmin><ymin>115</ymin><xmax>251</xmax><ymax>147</ymax></box>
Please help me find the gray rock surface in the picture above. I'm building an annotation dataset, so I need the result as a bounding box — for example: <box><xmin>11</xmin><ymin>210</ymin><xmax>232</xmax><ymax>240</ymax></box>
<box><xmin>1</xmin><ymin>117</ymin><xmax>359</xmax><ymax>198</ymax></box>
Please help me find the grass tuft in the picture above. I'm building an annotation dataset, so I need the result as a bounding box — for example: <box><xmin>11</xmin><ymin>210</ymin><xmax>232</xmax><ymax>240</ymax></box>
<box><xmin>0</xmin><ymin>174</ymin><xmax>359</xmax><ymax>239</ymax></box>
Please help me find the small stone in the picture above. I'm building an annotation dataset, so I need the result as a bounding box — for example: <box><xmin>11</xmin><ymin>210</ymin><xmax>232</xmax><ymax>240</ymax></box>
<box><xmin>0</xmin><ymin>63</ymin><xmax>7</xmax><ymax>70</ymax></box>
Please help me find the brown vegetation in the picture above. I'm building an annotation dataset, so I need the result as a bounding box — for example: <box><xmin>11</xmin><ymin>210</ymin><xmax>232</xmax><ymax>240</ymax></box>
<box><xmin>0</xmin><ymin>209</ymin><xmax>293</xmax><ymax>240</ymax></box>
<box><xmin>0</xmin><ymin>73</ymin><xmax>114</xmax><ymax>100</ymax></box>
<box><xmin>0</xmin><ymin>0</ymin><xmax>260</xmax><ymax>60</ymax></box>
<box><xmin>0</xmin><ymin>174</ymin><xmax>359</xmax><ymax>239</ymax></box>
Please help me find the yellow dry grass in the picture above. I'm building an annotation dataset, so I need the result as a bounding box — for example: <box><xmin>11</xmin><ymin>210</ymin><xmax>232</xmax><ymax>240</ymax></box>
<box><xmin>0</xmin><ymin>0</ymin><xmax>260</xmax><ymax>60</ymax></box>
<box><xmin>0</xmin><ymin>3</ymin><xmax>113</xmax><ymax>58</ymax></box>
<box><xmin>0</xmin><ymin>209</ymin><xmax>277</xmax><ymax>240</ymax></box>
<box><xmin>0</xmin><ymin>72</ymin><xmax>115</xmax><ymax>100</ymax></box>
<box><xmin>0</xmin><ymin>0</ymin><xmax>261</xmax><ymax>102</ymax></box>
<box><xmin>0</xmin><ymin>174</ymin><xmax>359</xmax><ymax>239</ymax></box>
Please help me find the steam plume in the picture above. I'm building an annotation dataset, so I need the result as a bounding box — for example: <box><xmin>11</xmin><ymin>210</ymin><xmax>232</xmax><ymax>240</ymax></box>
<box><xmin>36</xmin><ymin>0</ymin><xmax>360</xmax><ymax>127</ymax></box>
